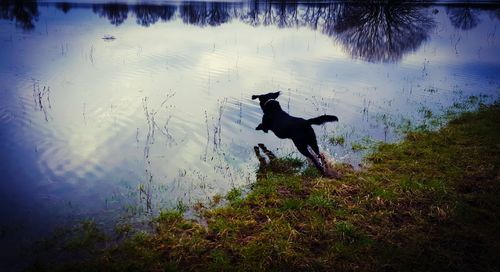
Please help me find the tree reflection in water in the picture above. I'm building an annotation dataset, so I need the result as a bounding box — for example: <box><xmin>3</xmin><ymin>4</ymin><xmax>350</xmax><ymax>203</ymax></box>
<box><xmin>0</xmin><ymin>0</ymin><xmax>39</xmax><ymax>30</ymax></box>
<box><xmin>180</xmin><ymin>1</ymin><xmax>232</xmax><ymax>27</ymax></box>
<box><xmin>134</xmin><ymin>4</ymin><xmax>176</xmax><ymax>27</ymax></box>
<box><xmin>4</xmin><ymin>1</ymin><xmax>497</xmax><ymax>63</ymax></box>
<box><xmin>238</xmin><ymin>1</ymin><xmax>436</xmax><ymax>63</ymax></box>
<box><xmin>92</xmin><ymin>3</ymin><xmax>129</xmax><ymax>27</ymax></box>
<box><xmin>55</xmin><ymin>2</ymin><xmax>72</xmax><ymax>14</ymax></box>
<box><xmin>332</xmin><ymin>3</ymin><xmax>436</xmax><ymax>63</ymax></box>
<box><xmin>447</xmin><ymin>7</ymin><xmax>480</xmax><ymax>30</ymax></box>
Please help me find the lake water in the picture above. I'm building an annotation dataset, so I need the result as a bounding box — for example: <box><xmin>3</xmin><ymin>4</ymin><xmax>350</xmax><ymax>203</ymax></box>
<box><xmin>0</xmin><ymin>0</ymin><xmax>499</xmax><ymax>268</ymax></box>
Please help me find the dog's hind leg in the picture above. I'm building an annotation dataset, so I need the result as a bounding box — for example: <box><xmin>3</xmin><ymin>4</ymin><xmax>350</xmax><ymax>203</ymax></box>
<box><xmin>253</xmin><ymin>146</ymin><xmax>267</xmax><ymax>169</ymax></box>
<box><xmin>258</xmin><ymin>143</ymin><xmax>276</xmax><ymax>160</ymax></box>
<box><xmin>308</xmin><ymin>139</ymin><xmax>328</xmax><ymax>171</ymax></box>
<box><xmin>305</xmin><ymin>139</ymin><xmax>342</xmax><ymax>179</ymax></box>
<box><xmin>305</xmin><ymin>131</ymin><xmax>326</xmax><ymax>168</ymax></box>
<box><xmin>308</xmin><ymin>140</ymin><xmax>342</xmax><ymax>179</ymax></box>
<box><xmin>293</xmin><ymin>140</ymin><xmax>325</xmax><ymax>175</ymax></box>
<box><xmin>309</xmin><ymin>136</ymin><xmax>321</xmax><ymax>157</ymax></box>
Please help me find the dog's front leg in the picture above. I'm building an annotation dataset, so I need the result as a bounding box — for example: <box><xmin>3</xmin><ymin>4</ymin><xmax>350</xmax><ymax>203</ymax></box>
<box><xmin>255</xmin><ymin>123</ymin><xmax>269</xmax><ymax>133</ymax></box>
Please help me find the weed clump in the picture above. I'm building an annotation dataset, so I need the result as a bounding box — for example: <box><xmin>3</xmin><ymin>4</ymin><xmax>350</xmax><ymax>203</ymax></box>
<box><xmin>329</xmin><ymin>134</ymin><xmax>346</xmax><ymax>146</ymax></box>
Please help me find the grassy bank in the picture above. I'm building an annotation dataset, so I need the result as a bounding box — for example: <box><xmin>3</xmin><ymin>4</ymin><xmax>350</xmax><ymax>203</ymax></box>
<box><xmin>33</xmin><ymin>103</ymin><xmax>500</xmax><ymax>271</ymax></box>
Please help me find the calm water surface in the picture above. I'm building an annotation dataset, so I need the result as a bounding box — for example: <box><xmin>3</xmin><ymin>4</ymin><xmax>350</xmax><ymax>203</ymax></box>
<box><xmin>0</xmin><ymin>0</ymin><xmax>499</xmax><ymax>267</ymax></box>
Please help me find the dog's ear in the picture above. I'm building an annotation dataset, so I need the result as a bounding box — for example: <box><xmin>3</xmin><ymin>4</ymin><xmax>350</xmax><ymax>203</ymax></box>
<box><xmin>270</xmin><ymin>91</ymin><xmax>280</xmax><ymax>100</ymax></box>
<box><xmin>251</xmin><ymin>95</ymin><xmax>260</xmax><ymax>100</ymax></box>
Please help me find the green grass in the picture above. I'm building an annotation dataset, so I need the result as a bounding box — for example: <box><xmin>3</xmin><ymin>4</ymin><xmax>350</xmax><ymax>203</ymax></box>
<box><xmin>351</xmin><ymin>136</ymin><xmax>376</xmax><ymax>151</ymax></box>
<box><xmin>157</xmin><ymin>209</ymin><xmax>183</xmax><ymax>222</ymax></box>
<box><xmin>32</xmin><ymin>103</ymin><xmax>500</xmax><ymax>271</ymax></box>
<box><xmin>351</xmin><ymin>142</ymin><xmax>367</xmax><ymax>151</ymax></box>
<box><xmin>225</xmin><ymin>187</ymin><xmax>243</xmax><ymax>202</ymax></box>
<box><xmin>329</xmin><ymin>134</ymin><xmax>345</xmax><ymax>146</ymax></box>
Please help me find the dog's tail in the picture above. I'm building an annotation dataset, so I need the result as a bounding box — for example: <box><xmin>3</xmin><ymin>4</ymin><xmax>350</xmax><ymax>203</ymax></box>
<box><xmin>307</xmin><ymin>115</ymin><xmax>338</xmax><ymax>125</ymax></box>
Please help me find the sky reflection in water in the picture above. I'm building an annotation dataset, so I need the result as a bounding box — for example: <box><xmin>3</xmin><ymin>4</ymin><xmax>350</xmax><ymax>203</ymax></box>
<box><xmin>0</xmin><ymin>0</ymin><xmax>499</xmax><ymax>263</ymax></box>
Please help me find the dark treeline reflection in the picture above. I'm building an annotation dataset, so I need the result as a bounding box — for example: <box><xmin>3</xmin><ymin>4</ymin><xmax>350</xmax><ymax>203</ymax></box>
<box><xmin>86</xmin><ymin>0</ymin><xmax>439</xmax><ymax>63</ymax></box>
<box><xmin>134</xmin><ymin>4</ymin><xmax>176</xmax><ymax>27</ymax></box>
<box><xmin>92</xmin><ymin>3</ymin><xmax>177</xmax><ymax>27</ymax></box>
<box><xmin>446</xmin><ymin>7</ymin><xmax>480</xmax><ymax>31</ymax></box>
<box><xmin>332</xmin><ymin>3</ymin><xmax>435</xmax><ymax>63</ymax></box>
<box><xmin>56</xmin><ymin>2</ymin><xmax>71</xmax><ymax>14</ymax></box>
<box><xmin>180</xmin><ymin>1</ymin><xmax>232</xmax><ymax>26</ymax></box>
<box><xmin>0</xmin><ymin>0</ymin><xmax>39</xmax><ymax>30</ymax></box>
<box><xmin>92</xmin><ymin>3</ymin><xmax>129</xmax><ymax>26</ymax></box>
<box><xmin>1</xmin><ymin>1</ymin><xmax>498</xmax><ymax>62</ymax></box>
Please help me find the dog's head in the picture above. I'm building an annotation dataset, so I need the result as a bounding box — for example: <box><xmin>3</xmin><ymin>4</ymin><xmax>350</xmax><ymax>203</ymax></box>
<box><xmin>252</xmin><ymin>91</ymin><xmax>280</xmax><ymax>109</ymax></box>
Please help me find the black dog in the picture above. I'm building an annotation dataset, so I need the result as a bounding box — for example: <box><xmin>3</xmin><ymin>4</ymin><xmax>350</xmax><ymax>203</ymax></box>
<box><xmin>252</xmin><ymin>92</ymin><xmax>339</xmax><ymax>176</ymax></box>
